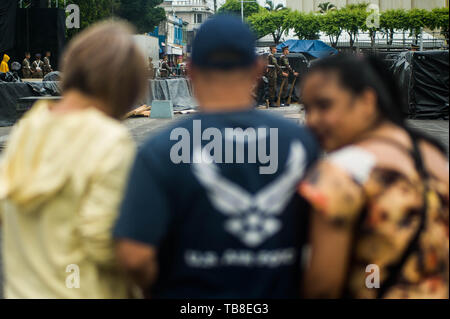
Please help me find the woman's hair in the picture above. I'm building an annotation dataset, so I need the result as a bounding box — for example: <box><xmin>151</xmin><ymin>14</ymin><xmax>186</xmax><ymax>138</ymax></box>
<box><xmin>60</xmin><ymin>20</ymin><xmax>149</xmax><ymax>119</ymax></box>
<box><xmin>306</xmin><ymin>54</ymin><xmax>447</xmax><ymax>155</ymax></box>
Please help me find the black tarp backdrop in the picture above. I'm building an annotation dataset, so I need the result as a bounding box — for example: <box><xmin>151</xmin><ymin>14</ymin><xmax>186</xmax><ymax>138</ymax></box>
<box><xmin>377</xmin><ymin>51</ymin><xmax>401</xmax><ymax>69</ymax></box>
<box><xmin>0</xmin><ymin>0</ymin><xmax>18</xmax><ymax>57</ymax></box>
<box><xmin>391</xmin><ymin>50</ymin><xmax>449</xmax><ymax>119</ymax></box>
<box><xmin>0</xmin><ymin>81</ymin><xmax>61</xmax><ymax>126</ymax></box>
<box><xmin>0</xmin><ymin>78</ymin><xmax>197</xmax><ymax>127</ymax></box>
<box><xmin>14</xmin><ymin>8</ymin><xmax>66</xmax><ymax>70</ymax></box>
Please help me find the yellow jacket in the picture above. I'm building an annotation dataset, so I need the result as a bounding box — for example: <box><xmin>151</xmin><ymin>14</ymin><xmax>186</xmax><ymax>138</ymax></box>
<box><xmin>0</xmin><ymin>54</ymin><xmax>10</xmax><ymax>73</ymax></box>
<box><xmin>0</xmin><ymin>101</ymin><xmax>137</xmax><ymax>298</ymax></box>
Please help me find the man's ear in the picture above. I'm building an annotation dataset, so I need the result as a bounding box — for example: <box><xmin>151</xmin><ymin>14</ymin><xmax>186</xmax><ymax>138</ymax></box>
<box><xmin>253</xmin><ymin>58</ymin><xmax>266</xmax><ymax>80</ymax></box>
<box><xmin>186</xmin><ymin>61</ymin><xmax>194</xmax><ymax>80</ymax></box>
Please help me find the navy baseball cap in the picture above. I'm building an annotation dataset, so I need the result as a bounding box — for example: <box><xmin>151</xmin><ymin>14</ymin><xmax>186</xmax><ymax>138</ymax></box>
<box><xmin>191</xmin><ymin>14</ymin><xmax>257</xmax><ymax>70</ymax></box>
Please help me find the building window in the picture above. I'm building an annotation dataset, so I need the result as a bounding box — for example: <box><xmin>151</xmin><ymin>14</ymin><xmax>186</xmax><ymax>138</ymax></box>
<box><xmin>194</xmin><ymin>13</ymin><xmax>202</xmax><ymax>24</ymax></box>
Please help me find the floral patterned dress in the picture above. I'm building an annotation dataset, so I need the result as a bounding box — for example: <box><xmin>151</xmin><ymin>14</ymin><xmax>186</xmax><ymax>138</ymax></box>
<box><xmin>299</xmin><ymin>142</ymin><xmax>449</xmax><ymax>299</ymax></box>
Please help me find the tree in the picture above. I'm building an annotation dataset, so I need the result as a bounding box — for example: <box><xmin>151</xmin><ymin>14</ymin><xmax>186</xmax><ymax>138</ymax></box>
<box><xmin>117</xmin><ymin>0</ymin><xmax>166</xmax><ymax>34</ymax></box>
<box><xmin>340</xmin><ymin>5</ymin><xmax>367</xmax><ymax>48</ymax></box>
<box><xmin>264</xmin><ymin>0</ymin><xmax>284</xmax><ymax>12</ymax></box>
<box><xmin>317</xmin><ymin>2</ymin><xmax>336</xmax><ymax>14</ymax></box>
<box><xmin>289</xmin><ymin>11</ymin><xmax>321</xmax><ymax>40</ymax></box>
<box><xmin>362</xmin><ymin>4</ymin><xmax>381</xmax><ymax>49</ymax></box>
<box><xmin>428</xmin><ymin>7</ymin><xmax>449</xmax><ymax>44</ymax></box>
<box><xmin>64</xmin><ymin>0</ymin><xmax>120</xmax><ymax>38</ymax></box>
<box><xmin>380</xmin><ymin>9</ymin><xmax>409</xmax><ymax>46</ymax></box>
<box><xmin>320</xmin><ymin>9</ymin><xmax>344</xmax><ymax>47</ymax></box>
<box><xmin>218</xmin><ymin>0</ymin><xmax>262</xmax><ymax>18</ymax></box>
<box><xmin>406</xmin><ymin>8</ymin><xmax>433</xmax><ymax>44</ymax></box>
<box><xmin>247</xmin><ymin>9</ymin><xmax>291</xmax><ymax>44</ymax></box>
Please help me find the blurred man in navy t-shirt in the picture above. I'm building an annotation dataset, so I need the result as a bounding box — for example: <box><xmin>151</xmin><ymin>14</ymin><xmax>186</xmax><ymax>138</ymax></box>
<box><xmin>113</xmin><ymin>15</ymin><xmax>320</xmax><ymax>299</ymax></box>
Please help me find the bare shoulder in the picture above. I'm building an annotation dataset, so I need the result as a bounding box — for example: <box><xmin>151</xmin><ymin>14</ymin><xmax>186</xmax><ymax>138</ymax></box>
<box><xmin>354</xmin><ymin>137</ymin><xmax>448</xmax><ymax>186</ymax></box>
<box><xmin>355</xmin><ymin>138</ymin><xmax>417</xmax><ymax>177</ymax></box>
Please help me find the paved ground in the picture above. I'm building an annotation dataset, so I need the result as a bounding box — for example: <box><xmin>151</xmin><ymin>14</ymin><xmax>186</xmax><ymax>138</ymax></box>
<box><xmin>122</xmin><ymin>105</ymin><xmax>306</xmax><ymax>145</ymax></box>
<box><xmin>0</xmin><ymin>105</ymin><xmax>448</xmax><ymax>298</ymax></box>
<box><xmin>407</xmin><ymin>120</ymin><xmax>449</xmax><ymax>152</ymax></box>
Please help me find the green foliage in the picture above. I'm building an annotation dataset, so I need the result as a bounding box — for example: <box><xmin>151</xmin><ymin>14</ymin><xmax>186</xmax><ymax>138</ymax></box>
<box><xmin>289</xmin><ymin>11</ymin><xmax>321</xmax><ymax>40</ymax></box>
<box><xmin>64</xmin><ymin>0</ymin><xmax>120</xmax><ymax>38</ymax></box>
<box><xmin>64</xmin><ymin>0</ymin><xmax>165</xmax><ymax>37</ymax></box>
<box><xmin>429</xmin><ymin>7</ymin><xmax>449</xmax><ymax>41</ymax></box>
<box><xmin>345</xmin><ymin>2</ymin><xmax>369</xmax><ymax>11</ymax></box>
<box><xmin>63</xmin><ymin>1</ymin><xmax>448</xmax><ymax>48</ymax></box>
<box><xmin>319</xmin><ymin>9</ymin><xmax>344</xmax><ymax>47</ymax></box>
<box><xmin>247</xmin><ymin>9</ymin><xmax>291</xmax><ymax>44</ymax></box>
<box><xmin>380</xmin><ymin>9</ymin><xmax>409</xmax><ymax>31</ymax></box>
<box><xmin>339</xmin><ymin>6</ymin><xmax>367</xmax><ymax>47</ymax></box>
<box><xmin>406</xmin><ymin>8</ymin><xmax>432</xmax><ymax>41</ymax></box>
<box><xmin>218</xmin><ymin>0</ymin><xmax>262</xmax><ymax>18</ymax></box>
<box><xmin>117</xmin><ymin>0</ymin><xmax>166</xmax><ymax>34</ymax></box>
<box><xmin>380</xmin><ymin>9</ymin><xmax>409</xmax><ymax>45</ymax></box>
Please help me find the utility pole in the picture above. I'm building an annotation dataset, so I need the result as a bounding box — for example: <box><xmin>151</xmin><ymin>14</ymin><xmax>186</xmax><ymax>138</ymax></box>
<box><xmin>214</xmin><ymin>0</ymin><xmax>217</xmax><ymax>13</ymax></box>
<box><xmin>419</xmin><ymin>27</ymin><xmax>424</xmax><ymax>51</ymax></box>
<box><xmin>240</xmin><ymin>0</ymin><xmax>257</xmax><ymax>22</ymax></box>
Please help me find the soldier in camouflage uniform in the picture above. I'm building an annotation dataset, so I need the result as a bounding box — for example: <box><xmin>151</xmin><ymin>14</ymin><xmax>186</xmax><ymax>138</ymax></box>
<box><xmin>159</xmin><ymin>55</ymin><xmax>172</xmax><ymax>78</ymax></box>
<box><xmin>22</xmin><ymin>52</ymin><xmax>33</xmax><ymax>79</ymax></box>
<box><xmin>43</xmin><ymin>51</ymin><xmax>53</xmax><ymax>76</ymax></box>
<box><xmin>267</xmin><ymin>46</ymin><xmax>287</xmax><ymax>107</ymax></box>
<box><xmin>31</xmin><ymin>54</ymin><xmax>44</xmax><ymax>78</ymax></box>
<box><xmin>278</xmin><ymin>46</ymin><xmax>298</xmax><ymax>106</ymax></box>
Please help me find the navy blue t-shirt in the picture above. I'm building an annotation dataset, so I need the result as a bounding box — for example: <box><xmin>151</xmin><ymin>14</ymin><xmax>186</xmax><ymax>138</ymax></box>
<box><xmin>113</xmin><ymin>108</ymin><xmax>320</xmax><ymax>298</ymax></box>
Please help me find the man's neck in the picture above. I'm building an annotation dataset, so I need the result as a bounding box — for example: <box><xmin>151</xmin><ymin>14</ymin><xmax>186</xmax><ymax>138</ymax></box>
<box><xmin>199</xmin><ymin>100</ymin><xmax>254</xmax><ymax>113</ymax></box>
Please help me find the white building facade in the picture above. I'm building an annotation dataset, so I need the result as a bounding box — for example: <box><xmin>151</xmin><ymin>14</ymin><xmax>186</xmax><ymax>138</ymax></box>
<box><xmin>286</xmin><ymin>0</ymin><xmax>448</xmax><ymax>12</ymax></box>
<box><xmin>160</xmin><ymin>0</ymin><xmax>214</xmax><ymax>32</ymax></box>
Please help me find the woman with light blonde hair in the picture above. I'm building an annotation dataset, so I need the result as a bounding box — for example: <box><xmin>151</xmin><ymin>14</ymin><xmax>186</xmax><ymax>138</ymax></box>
<box><xmin>0</xmin><ymin>21</ymin><xmax>148</xmax><ymax>299</ymax></box>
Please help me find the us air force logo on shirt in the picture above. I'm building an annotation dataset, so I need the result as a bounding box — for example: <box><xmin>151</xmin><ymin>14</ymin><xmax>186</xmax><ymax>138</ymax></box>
<box><xmin>192</xmin><ymin>141</ymin><xmax>307</xmax><ymax>247</ymax></box>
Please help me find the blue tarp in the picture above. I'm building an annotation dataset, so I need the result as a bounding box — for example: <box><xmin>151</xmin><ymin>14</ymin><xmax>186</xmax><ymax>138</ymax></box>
<box><xmin>277</xmin><ymin>40</ymin><xmax>337</xmax><ymax>59</ymax></box>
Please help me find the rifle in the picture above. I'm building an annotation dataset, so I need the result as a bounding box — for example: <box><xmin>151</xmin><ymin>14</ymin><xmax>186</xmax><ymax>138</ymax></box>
<box><xmin>287</xmin><ymin>76</ymin><xmax>297</xmax><ymax>105</ymax></box>
<box><xmin>276</xmin><ymin>78</ymin><xmax>287</xmax><ymax>107</ymax></box>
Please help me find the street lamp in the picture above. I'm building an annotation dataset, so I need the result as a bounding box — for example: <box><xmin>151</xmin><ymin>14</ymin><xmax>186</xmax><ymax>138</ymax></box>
<box><xmin>240</xmin><ymin>0</ymin><xmax>257</xmax><ymax>22</ymax></box>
